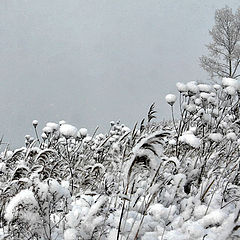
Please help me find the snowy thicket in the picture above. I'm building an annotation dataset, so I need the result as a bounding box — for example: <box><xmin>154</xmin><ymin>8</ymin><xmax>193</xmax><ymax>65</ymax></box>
<box><xmin>0</xmin><ymin>78</ymin><xmax>240</xmax><ymax>240</ymax></box>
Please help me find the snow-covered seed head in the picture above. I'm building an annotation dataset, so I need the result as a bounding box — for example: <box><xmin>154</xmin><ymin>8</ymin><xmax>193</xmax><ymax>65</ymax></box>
<box><xmin>97</xmin><ymin>133</ymin><xmax>105</xmax><ymax>140</ymax></box>
<box><xmin>41</xmin><ymin>132</ymin><xmax>47</xmax><ymax>140</ymax></box>
<box><xmin>194</xmin><ymin>98</ymin><xmax>202</xmax><ymax>106</ymax></box>
<box><xmin>213</xmin><ymin>84</ymin><xmax>221</xmax><ymax>90</ymax></box>
<box><xmin>212</xmin><ymin>109</ymin><xmax>219</xmax><ymax>118</ymax></box>
<box><xmin>225</xmin><ymin>86</ymin><xmax>236</xmax><ymax>96</ymax></box>
<box><xmin>122</xmin><ymin>126</ymin><xmax>131</xmax><ymax>134</ymax></box>
<box><xmin>208</xmin><ymin>133</ymin><xmax>223</xmax><ymax>142</ymax></box>
<box><xmin>226</xmin><ymin>132</ymin><xmax>237</xmax><ymax>141</ymax></box>
<box><xmin>176</xmin><ymin>82</ymin><xmax>187</xmax><ymax>92</ymax></box>
<box><xmin>208</xmin><ymin>97</ymin><xmax>217</xmax><ymax>105</ymax></box>
<box><xmin>110</xmin><ymin>130</ymin><xmax>115</xmax><ymax>136</ymax></box>
<box><xmin>59</xmin><ymin>120</ymin><xmax>66</xmax><ymax>126</ymax></box>
<box><xmin>46</xmin><ymin>122</ymin><xmax>59</xmax><ymax>131</ymax></box>
<box><xmin>60</xmin><ymin>124</ymin><xmax>78</xmax><ymax>138</ymax></box>
<box><xmin>42</xmin><ymin>126</ymin><xmax>53</xmax><ymax>135</ymax></box>
<box><xmin>25</xmin><ymin>135</ymin><xmax>31</xmax><ymax>140</ymax></box>
<box><xmin>108</xmin><ymin>137</ymin><xmax>115</xmax><ymax>143</ymax></box>
<box><xmin>78</xmin><ymin>128</ymin><xmax>88</xmax><ymax>138</ymax></box>
<box><xmin>222</xmin><ymin>77</ymin><xmax>240</xmax><ymax>90</ymax></box>
<box><xmin>202</xmin><ymin>113</ymin><xmax>211</xmax><ymax>123</ymax></box>
<box><xmin>210</xmin><ymin>92</ymin><xmax>216</xmax><ymax>97</ymax></box>
<box><xmin>110</xmin><ymin>121</ymin><xmax>115</xmax><ymax>126</ymax></box>
<box><xmin>165</xmin><ymin>94</ymin><xmax>177</xmax><ymax>106</ymax></box>
<box><xmin>113</xmin><ymin>125</ymin><xmax>118</xmax><ymax>131</ymax></box>
<box><xmin>200</xmin><ymin>92</ymin><xmax>210</xmax><ymax>100</ymax></box>
<box><xmin>32</xmin><ymin>120</ymin><xmax>38</xmax><ymax>128</ymax></box>
<box><xmin>198</xmin><ymin>84</ymin><xmax>212</xmax><ymax>93</ymax></box>
<box><xmin>186</xmin><ymin>104</ymin><xmax>196</xmax><ymax>113</ymax></box>
<box><xmin>84</xmin><ymin>136</ymin><xmax>92</xmax><ymax>143</ymax></box>
<box><xmin>186</xmin><ymin>81</ymin><xmax>199</xmax><ymax>94</ymax></box>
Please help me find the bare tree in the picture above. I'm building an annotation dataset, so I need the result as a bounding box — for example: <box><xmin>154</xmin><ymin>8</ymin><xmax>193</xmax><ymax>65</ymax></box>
<box><xmin>200</xmin><ymin>6</ymin><xmax>240</xmax><ymax>79</ymax></box>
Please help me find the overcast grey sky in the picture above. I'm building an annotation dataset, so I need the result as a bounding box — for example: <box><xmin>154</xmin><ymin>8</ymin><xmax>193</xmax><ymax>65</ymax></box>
<box><xmin>0</xmin><ymin>0</ymin><xmax>239</xmax><ymax>148</ymax></box>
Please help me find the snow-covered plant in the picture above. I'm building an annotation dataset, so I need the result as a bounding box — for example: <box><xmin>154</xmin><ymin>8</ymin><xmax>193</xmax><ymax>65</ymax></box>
<box><xmin>0</xmin><ymin>78</ymin><xmax>240</xmax><ymax>239</ymax></box>
<box><xmin>165</xmin><ymin>94</ymin><xmax>177</xmax><ymax>106</ymax></box>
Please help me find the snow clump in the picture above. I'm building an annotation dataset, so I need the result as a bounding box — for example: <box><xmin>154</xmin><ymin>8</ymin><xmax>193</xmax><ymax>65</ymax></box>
<box><xmin>64</xmin><ymin>228</ymin><xmax>78</xmax><ymax>240</ymax></box>
<box><xmin>225</xmin><ymin>86</ymin><xmax>236</xmax><ymax>95</ymax></box>
<box><xmin>60</xmin><ymin>124</ymin><xmax>78</xmax><ymax>138</ymax></box>
<box><xmin>222</xmin><ymin>77</ymin><xmax>240</xmax><ymax>90</ymax></box>
<box><xmin>208</xmin><ymin>133</ymin><xmax>223</xmax><ymax>142</ymax></box>
<box><xmin>198</xmin><ymin>84</ymin><xmax>212</xmax><ymax>93</ymax></box>
<box><xmin>179</xmin><ymin>131</ymin><xmax>201</xmax><ymax>148</ymax></box>
<box><xmin>5</xmin><ymin>189</ymin><xmax>38</xmax><ymax>222</ymax></box>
